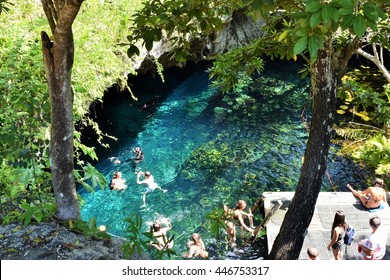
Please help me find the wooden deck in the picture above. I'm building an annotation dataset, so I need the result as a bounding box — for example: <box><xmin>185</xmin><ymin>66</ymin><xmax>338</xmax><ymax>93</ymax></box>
<box><xmin>262</xmin><ymin>191</ymin><xmax>390</xmax><ymax>260</ymax></box>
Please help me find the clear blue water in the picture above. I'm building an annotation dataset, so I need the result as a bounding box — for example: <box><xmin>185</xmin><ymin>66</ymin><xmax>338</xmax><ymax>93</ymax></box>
<box><xmin>78</xmin><ymin>61</ymin><xmax>365</xmax><ymax>259</ymax></box>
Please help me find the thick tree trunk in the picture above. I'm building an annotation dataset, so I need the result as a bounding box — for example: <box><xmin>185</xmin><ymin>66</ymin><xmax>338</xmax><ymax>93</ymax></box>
<box><xmin>41</xmin><ymin>0</ymin><xmax>83</xmax><ymax>221</ymax></box>
<box><xmin>268</xmin><ymin>41</ymin><xmax>338</xmax><ymax>259</ymax></box>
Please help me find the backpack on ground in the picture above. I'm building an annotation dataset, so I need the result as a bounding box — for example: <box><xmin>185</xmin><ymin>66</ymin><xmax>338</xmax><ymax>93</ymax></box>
<box><xmin>344</xmin><ymin>224</ymin><xmax>356</xmax><ymax>246</ymax></box>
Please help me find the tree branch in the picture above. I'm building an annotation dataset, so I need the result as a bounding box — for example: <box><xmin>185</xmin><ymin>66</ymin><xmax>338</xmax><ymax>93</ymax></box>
<box><xmin>41</xmin><ymin>0</ymin><xmax>57</xmax><ymax>34</ymax></box>
<box><xmin>357</xmin><ymin>46</ymin><xmax>390</xmax><ymax>83</ymax></box>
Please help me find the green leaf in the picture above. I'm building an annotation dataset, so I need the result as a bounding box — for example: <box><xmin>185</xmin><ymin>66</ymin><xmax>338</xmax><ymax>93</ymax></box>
<box><xmin>153</xmin><ymin>29</ymin><xmax>162</xmax><ymax>41</ymax></box>
<box><xmin>310</xmin><ymin>11</ymin><xmax>322</xmax><ymax>28</ymax></box>
<box><xmin>362</xmin><ymin>3</ymin><xmax>378</xmax><ymax>22</ymax></box>
<box><xmin>329</xmin><ymin>6</ymin><xmax>339</xmax><ymax>22</ymax></box>
<box><xmin>353</xmin><ymin>14</ymin><xmax>367</xmax><ymax>37</ymax></box>
<box><xmin>278</xmin><ymin>30</ymin><xmax>289</xmax><ymax>42</ymax></box>
<box><xmin>306</xmin><ymin>1</ymin><xmax>322</xmax><ymax>13</ymax></box>
<box><xmin>83</xmin><ymin>163</ymin><xmax>107</xmax><ymax>189</ymax></box>
<box><xmin>338</xmin><ymin>7</ymin><xmax>354</xmax><ymax>16</ymax></box>
<box><xmin>337</xmin><ymin>109</ymin><xmax>346</xmax><ymax>114</ymax></box>
<box><xmin>339</xmin><ymin>0</ymin><xmax>355</xmax><ymax>9</ymax></box>
<box><xmin>295</xmin><ymin>28</ymin><xmax>307</xmax><ymax>37</ymax></box>
<box><xmin>366</xmin><ymin>18</ymin><xmax>378</xmax><ymax>32</ymax></box>
<box><xmin>340</xmin><ymin>14</ymin><xmax>355</xmax><ymax>30</ymax></box>
<box><xmin>88</xmin><ymin>217</ymin><xmax>97</xmax><ymax>231</ymax></box>
<box><xmin>23</xmin><ymin>211</ymin><xmax>33</xmax><ymax>227</ymax></box>
<box><xmin>294</xmin><ymin>36</ymin><xmax>308</xmax><ymax>55</ymax></box>
<box><xmin>145</xmin><ymin>40</ymin><xmax>153</xmax><ymax>52</ymax></box>
<box><xmin>308</xmin><ymin>36</ymin><xmax>319</xmax><ymax>58</ymax></box>
<box><xmin>34</xmin><ymin>211</ymin><xmax>43</xmax><ymax>223</ymax></box>
<box><xmin>127</xmin><ymin>45</ymin><xmax>140</xmax><ymax>58</ymax></box>
<box><xmin>16</xmin><ymin>112</ymin><xmax>29</xmax><ymax>117</ymax></box>
<box><xmin>321</xmin><ymin>5</ymin><xmax>333</xmax><ymax>24</ymax></box>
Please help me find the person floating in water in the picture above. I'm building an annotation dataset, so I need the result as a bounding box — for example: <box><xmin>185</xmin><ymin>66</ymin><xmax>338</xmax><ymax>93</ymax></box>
<box><xmin>110</xmin><ymin>171</ymin><xmax>127</xmax><ymax>191</ymax></box>
<box><xmin>108</xmin><ymin>156</ymin><xmax>121</xmax><ymax>165</ymax></box>
<box><xmin>136</xmin><ymin>171</ymin><xmax>167</xmax><ymax>207</ymax></box>
<box><xmin>129</xmin><ymin>95</ymin><xmax>159</xmax><ymax>113</ymax></box>
<box><xmin>346</xmin><ymin>178</ymin><xmax>387</xmax><ymax>210</ymax></box>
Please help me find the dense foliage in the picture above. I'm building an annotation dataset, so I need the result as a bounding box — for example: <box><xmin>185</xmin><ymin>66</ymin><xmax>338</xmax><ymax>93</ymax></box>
<box><xmin>0</xmin><ymin>0</ymin><xmax>142</xmax><ymax>224</ymax></box>
<box><xmin>336</xmin><ymin>71</ymin><xmax>390</xmax><ymax>177</ymax></box>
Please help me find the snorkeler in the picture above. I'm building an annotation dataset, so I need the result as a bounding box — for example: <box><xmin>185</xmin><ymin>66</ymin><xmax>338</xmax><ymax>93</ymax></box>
<box><xmin>108</xmin><ymin>156</ymin><xmax>121</xmax><ymax>165</ymax></box>
<box><xmin>123</xmin><ymin>146</ymin><xmax>144</xmax><ymax>172</ymax></box>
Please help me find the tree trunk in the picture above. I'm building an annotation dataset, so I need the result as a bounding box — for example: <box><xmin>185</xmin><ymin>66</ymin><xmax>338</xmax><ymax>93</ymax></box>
<box><xmin>268</xmin><ymin>41</ymin><xmax>338</xmax><ymax>259</ymax></box>
<box><xmin>41</xmin><ymin>0</ymin><xmax>83</xmax><ymax>221</ymax></box>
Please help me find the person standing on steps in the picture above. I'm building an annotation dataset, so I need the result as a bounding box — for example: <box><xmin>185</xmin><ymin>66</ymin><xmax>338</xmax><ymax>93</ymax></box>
<box><xmin>223</xmin><ymin>200</ymin><xmax>255</xmax><ymax>246</ymax></box>
<box><xmin>182</xmin><ymin>233</ymin><xmax>209</xmax><ymax>259</ymax></box>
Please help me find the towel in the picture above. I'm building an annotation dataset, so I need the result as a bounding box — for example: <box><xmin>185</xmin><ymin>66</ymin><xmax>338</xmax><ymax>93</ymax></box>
<box><xmin>368</xmin><ymin>203</ymin><xmax>385</xmax><ymax>213</ymax></box>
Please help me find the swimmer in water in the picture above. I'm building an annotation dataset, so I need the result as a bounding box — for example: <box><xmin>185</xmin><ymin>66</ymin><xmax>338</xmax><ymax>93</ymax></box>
<box><xmin>136</xmin><ymin>171</ymin><xmax>167</xmax><ymax>207</ymax></box>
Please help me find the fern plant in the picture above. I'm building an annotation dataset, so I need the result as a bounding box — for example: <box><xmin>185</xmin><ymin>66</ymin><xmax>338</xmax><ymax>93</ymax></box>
<box><xmin>353</xmin><ymin>135</ymin><xmax>390</xmax><ymax>176</ymax></box>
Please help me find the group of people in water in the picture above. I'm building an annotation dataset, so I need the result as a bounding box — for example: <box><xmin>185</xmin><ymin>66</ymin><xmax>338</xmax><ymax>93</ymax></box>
<box><xmin>109</xmin><ymin>146</ymin><xmax>167</xmax><ymax>207</ymax></box>
<box><xmin>147</xmin><ymin>199</ymin><xmax>255</xmax><ymax>259</ymax></box>
<box><xmin>107</xmin><ymin>146</ymin><xmax>214</xmax><ymax>258</ymax></box>
<box><xmin>108</xmin><ymin>147</ymin><xmax>387</xmax><ymax>259</ymax></box>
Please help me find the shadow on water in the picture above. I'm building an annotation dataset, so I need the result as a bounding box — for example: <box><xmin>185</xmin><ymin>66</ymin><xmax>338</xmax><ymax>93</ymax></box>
<box><xmin>78</xmin><ymin>60</ymin><xmax>373</xmax><ymax>260</ymax></box>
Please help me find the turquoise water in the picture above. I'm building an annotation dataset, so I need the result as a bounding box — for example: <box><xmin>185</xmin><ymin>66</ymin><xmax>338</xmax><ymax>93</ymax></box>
<box><xmin>78</xmin><ymin>61</ymin><xmax>356</xmax><ymax>259</ymax></box>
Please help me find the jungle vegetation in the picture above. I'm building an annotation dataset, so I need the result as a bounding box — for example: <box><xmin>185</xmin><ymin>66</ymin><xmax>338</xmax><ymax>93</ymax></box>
<box><xmin>0</xmin><ymin>0</ymin><xmax>142</xmax><ymax>224</ymax></box>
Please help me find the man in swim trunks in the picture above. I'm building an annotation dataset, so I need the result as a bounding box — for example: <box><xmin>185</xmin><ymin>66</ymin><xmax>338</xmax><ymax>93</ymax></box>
<box><xmin>346</xmin><ymin>178</ymin><xmax>387</xmax><ymax>209</ymax></box>
<box><xmin>137</xmin><ymin>171</ymin><xmax>167</xmax><ymax>207</ymax></box>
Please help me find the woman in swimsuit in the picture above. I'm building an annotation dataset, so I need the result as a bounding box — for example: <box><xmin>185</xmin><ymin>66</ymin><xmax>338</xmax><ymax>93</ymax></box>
<box><xmin>347</xmin><ymin>178</ymin><xmax>387</xmax><ymax>209</ymax></box>
<box><xmin>327</xmin><ymin>210</ymin><xmax>348</xmax><ymax>260</ymax></box>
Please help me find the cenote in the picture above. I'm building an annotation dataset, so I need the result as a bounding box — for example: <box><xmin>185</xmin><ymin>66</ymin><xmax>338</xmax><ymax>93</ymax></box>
<box><xmin>78</xmin><ymin>60</ymin><xmax>369</xmax><ymax>259</ymax></box>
